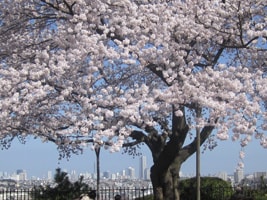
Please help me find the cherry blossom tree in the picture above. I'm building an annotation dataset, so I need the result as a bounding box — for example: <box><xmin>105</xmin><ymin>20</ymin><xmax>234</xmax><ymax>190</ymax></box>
<box><xmin>0</xmin><ymin>0</ymin><xmax>267</xmax><ymax>199</ymax></box>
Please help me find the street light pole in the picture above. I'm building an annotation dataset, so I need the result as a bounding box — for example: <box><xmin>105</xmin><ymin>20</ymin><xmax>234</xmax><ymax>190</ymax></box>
<box><xmin>196</xmin><ymin>106</ymin><xmax>201</xmax><ymax>200</ymax></box>
<box><xmin>95</xmin><ymin>145</ymin><xmax>101</xmax><ymax>200</ymax></box>
<box><xmin>196</xmin><ymin>125</ymin><xmax>201</xmax><ymax>200</ymax></box>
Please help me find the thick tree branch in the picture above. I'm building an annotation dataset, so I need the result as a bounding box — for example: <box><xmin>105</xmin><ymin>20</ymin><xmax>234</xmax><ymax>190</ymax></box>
<box><xmin>146</xmin><ymin>63</ymin><xmax>170</xmax><ymax>86</ymax></box>
<box><xmin>40</xmin><ymin>0</ymin><xmax>76</xmax><ymax>16</ymax></box>
<box><xmin>179</xmin><ymin>124</ymin><xmax>216</xmax><ymax>162</ymax></box>
<box><xmin>171</xmin><ymin>106</ymin><xmax>189</xmax><ymax>149</ymax></box>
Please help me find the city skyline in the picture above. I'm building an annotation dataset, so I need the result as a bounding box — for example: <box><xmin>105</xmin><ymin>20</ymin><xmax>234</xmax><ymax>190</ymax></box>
<box><xmin>1</xmin><ymin>165</ymin><xmax>267</xmax><ymax>185</ymax></box>
<box><xmin>0</xmin><ymin>136</ymin><xmax>267</xmax><ymax>179</ymax></box>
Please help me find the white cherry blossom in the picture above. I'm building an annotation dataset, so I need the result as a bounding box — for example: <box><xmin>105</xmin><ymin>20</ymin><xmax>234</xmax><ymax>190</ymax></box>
<box><xmin>0</xmin><ymin>0</ymin><xmax>266</xmax><ymax>199</ymax></box>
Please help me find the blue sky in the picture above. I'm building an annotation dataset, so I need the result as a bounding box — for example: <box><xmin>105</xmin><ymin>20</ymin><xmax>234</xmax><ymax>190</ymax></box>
<box><xmin>0</xmin><ymin>136</ymin><xmax>266</xmax><ymax>178</ymax></box>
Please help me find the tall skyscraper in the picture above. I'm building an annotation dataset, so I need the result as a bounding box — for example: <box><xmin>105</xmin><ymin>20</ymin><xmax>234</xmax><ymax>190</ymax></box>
<box><xmin>139</xmin><ymin>156</ymin><xmax>147</xmax><ymax>179</ymax></box>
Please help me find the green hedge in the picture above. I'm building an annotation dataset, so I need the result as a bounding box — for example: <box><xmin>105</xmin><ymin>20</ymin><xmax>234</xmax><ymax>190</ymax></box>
<box><xmin>179</xmin><ymin>177</ymin><xmax>233</xmax><ymax>200</ymax></box>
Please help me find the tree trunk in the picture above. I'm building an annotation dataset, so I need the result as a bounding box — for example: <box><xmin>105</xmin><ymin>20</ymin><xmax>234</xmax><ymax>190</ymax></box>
<box><xmin>150</xmin><ymin>160</ymin><xmax>182</xmax><ymax>200</ymax></box>
<box><xmin>128</xmin><ymin>107</ymin><xmax>215</xmax><ymax>199</ymax></box>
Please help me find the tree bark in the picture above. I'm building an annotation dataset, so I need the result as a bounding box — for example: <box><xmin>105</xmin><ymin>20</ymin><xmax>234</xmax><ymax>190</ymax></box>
<box><xmin>127</xmin><ymin>106</ymin><xmax>216</xmax><ymax>200</ymax></box>
<box><xmin>148</xmin><ymin>119</ymin><xmax>215</xmax><ymax>199</ymax></box>
<box><xmin>150</xmin><ymin>158</ymin><xmax>182</xmax><ymax>200</ymax></box>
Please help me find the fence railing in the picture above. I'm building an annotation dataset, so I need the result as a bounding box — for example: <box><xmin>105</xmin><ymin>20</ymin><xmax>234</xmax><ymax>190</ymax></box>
<box><xmin>0</xmin><ymin>187</ymin><xmax>153</xmax><ymax>200</ymax></box>
<box><xmin>96</xmin><ymin>187</ymin><xmax>153</xmax><ymax>200</ymax></box>
<box><xmin>0</xmin><ymin>189</ymin><xmax>34</xmax><ymax>200</ymax></box>
<box><xmin>0</xmin><ymin>186</ymin><xmax>263</xmax><ymax>200</ymax></box>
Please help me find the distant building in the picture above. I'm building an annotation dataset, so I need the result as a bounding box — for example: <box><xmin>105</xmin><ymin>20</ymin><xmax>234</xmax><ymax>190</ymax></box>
<box><xmin>70</xmin><ymin>170</ymin><xmax>78</xmax><ymax>181</ymax></box>
<box><xmin>47</xmin><ymin>171</ymin><xmax>53</xmax><ymax>181</ymax></box>
<box><xmin>234</xmin><ymin>169</ymin><xmax>244</xmax><ymax>184</ymax></box>
<box><xmin>16</xmin><ymin>169</ymin><xmax>27</xmax><ymax>181</ymax></box>
<box><xmin>0</xmin><ymin>179</ymin><xmax>17</xmax><ymax>189</ymax></box>
<box><xmin>81</xmin><ymin>172</ymin><xmax>92</xmax><ymax>179</ymax></box>
<box><xmin>103</xmin><ymin>171</ymin><xmax>111</xmax><ymax>179</ymax></box>
<box><xmin>139</xmin><ymin>156</ymin><xmax>147</xmax><ymax>179</ymax></box>
<box><xmin>144</xmin><ymin>168</ymin><xmax>150</xmax><ymax>180</ymax></box>
<box><xmin>111</xmin><ymin>173</ymin><xmax>116</xmax><ymax>180</ymax></box>
<box><xmin>128</xmin><ymin>167</ymin><xmax>135</xmax><ymax>179</ymax></box>
<box><xmin>121</xmin><ymin>170</ymin><xmax>126</xmax><ymax>178</ymax></box>
<box><xmin>216</xmin><ymin>171</ymin><xmax>228</xmax><ymax>181</ymax></box>
<box><xmin>254</xmin><ymin>171</ymin><xmax>267</xmax><ymax>179</ymax></box>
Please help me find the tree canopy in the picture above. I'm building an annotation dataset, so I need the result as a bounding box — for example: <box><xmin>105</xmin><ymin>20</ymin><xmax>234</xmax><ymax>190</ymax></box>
<box><xmin>1</xmin><ymin>0</ymin><xmax>266</xmax><ymax>151</ymax></box>
<box><xmin>0</xmin><ymin>0</ymin><xmax>266</xmax><ymax>199</ymax></box>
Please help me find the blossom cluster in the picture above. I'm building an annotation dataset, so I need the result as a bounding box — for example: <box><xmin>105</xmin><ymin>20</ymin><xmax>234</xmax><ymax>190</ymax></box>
<box><xmin>0</xmin><ymin>0</ymin><xmax>266</xmax><ymax>154</ymax></box>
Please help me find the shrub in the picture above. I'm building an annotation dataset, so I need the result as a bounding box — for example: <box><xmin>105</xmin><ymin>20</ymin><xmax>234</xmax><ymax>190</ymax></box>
<box><xmin>179</xmin><ymin>177</ymin><xmax>233</xmax><ymax>200</ymax></box>
<box><xmin>33</xmin><ymin>168</ymin><xmax>91</xmax><ymax>200</ymax></box>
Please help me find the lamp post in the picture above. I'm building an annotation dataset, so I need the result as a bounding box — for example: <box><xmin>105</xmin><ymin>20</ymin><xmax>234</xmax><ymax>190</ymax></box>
<box><xmin>95</xmin><ymin>146</ymin><xmax>100</xmax><ymax>200</ymax></box>
<box><xmin>196</xmin><ymin>106</ymin><xmax>201</xmax><ymax>200</ymax></box>
<box><xmin>196</xmin><ymin>125</ymin><xmax>201</xmax><ymax>200</ymax></box>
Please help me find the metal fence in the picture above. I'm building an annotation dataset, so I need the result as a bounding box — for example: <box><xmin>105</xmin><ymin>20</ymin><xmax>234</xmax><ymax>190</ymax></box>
<box><xmin>96</xmin><ymin>187</ymin><xmax>153</xmax><ymax>200</ymax></box>
<box><xmin>0</xmin><ymin>187</ymin><xmax>153</xmax><ymax>200</ymax></box>
<box><xmin>0</xmin><ymin>186</ymin><xmax>261</xmax><ymax>200</ymax></box>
